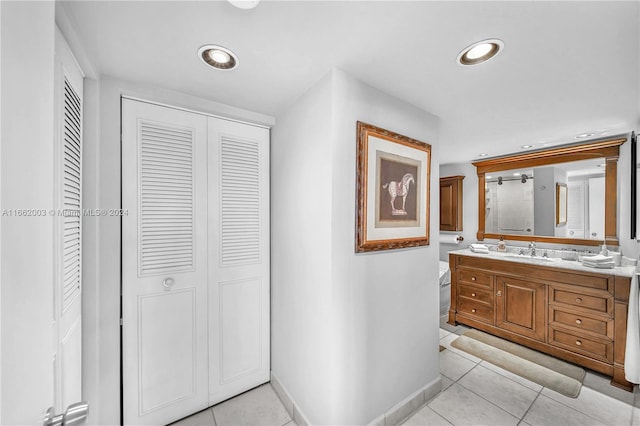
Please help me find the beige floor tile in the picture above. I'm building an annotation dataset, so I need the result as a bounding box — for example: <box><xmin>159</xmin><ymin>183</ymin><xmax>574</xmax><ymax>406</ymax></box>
<box><xmin>439</xmin><ymin>333</ymin><xmax>482</xmax><ymax>363</ymax></box>
<box><xmin>212</xmin><ymin>384</ymin><xmax>291</xmax><ymax>426</ymax></box>
<box><xmin>479</xmin><ymin>360</ymin><xmax>543</xmax><ymax>392</ymax></box>
<box><xmin>454</xmin><ymin>324</ymin><xmax>472</xmax><ymax>336</ymax></box>
<box><xmin>583</xmin><ymin>370</ymin><xmax>636</xmax><ymax>405</ymax></box>
<box><xmin>170</xmin><ymin>408</ymin><xmax>216</xmax><ymax>426</ymax></box>
<box><xmin>439</xmin><ymin>328</ymin><xmax>452</xmax><ymax>339</ymax></box>
<box><xmin>523</xmin><ymin>394</ymin><xmax>606</xmax><ymax>426</ymax></box>
<box><xmin>402</xmin><ymin>405</ymin><xmax>452</xmax><ymax>426</ymax></box>
<box><xmin>633</xmin><ymin>407</ymin><xmax>640</xmax><ymax>426</ymax></box>
<box><xmin>439</xmin><ymin>349</ymin><xmax>477</xmax><ymax>381</ymax></box>
<box><xmin>440</xmin><ymin>375</ymin><xmax>454</xmax><ymax>392</ymax></box>
<box><xmin>429</xmin><ymin>383</ymin><xmax>519</xmax><ymax>426</ymax></box>
<box><xmin>458</xmin><ymin>364</ymin><xmax>538</xmax><ymax>418</ymax></box>
<box><xmin>541</xmin><ymin>385</ymin><xmax>633</xmax><ymax>426</ymax></box>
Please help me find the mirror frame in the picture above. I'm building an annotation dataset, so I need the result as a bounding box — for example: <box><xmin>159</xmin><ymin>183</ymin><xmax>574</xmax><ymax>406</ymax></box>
<box><xmin>473</xmin><ymin>137</ymin><xmax>626</xmax><ymax>247</ymax></box>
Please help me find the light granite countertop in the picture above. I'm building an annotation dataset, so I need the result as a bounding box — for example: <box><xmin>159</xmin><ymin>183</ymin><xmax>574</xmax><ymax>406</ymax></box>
<box><xmin>449</xmin><ymin>248</ymin><xmax>638</xmax><ymax>278</ymax></box>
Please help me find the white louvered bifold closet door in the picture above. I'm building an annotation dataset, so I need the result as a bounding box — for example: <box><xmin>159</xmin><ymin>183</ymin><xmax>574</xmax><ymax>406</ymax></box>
<box><xmin>53</xmin><ymin>27</ymin><xmax>84</xmax><ymax>417</ymax></box>
<box><xmin>61</xmin><ymin>77</ymin><xmax>82</xmax><ymax>311</ymax></box>
<box><xmin>207</xmin><ymin>117</ymin><xmax>270</xmax><ymax>405</ymax></box>
<box><xmin>122</xmin><ymin>100</ymin><xmax>209</xmax><ymax>425</ymax></box>
<box><xmin>122</xmin><ymin>99</ymin><xmax>270</xmax><ymax>425</ymax></box>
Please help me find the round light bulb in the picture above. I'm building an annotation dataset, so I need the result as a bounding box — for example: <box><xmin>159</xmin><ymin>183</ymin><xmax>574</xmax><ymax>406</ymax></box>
<box><xmin>209</xmin><ymin>49</ymin><xmax>231</xmax><ymax>64</ymax></box>
<box><xmin>466</xmin><ymin>43</ymin><xmax>493</xmax><ymax>60</ymax></box>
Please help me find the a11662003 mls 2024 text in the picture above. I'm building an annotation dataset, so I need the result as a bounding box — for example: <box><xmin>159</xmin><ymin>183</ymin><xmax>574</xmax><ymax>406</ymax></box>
<box><xmin>1</xmin><ymin>208</ymin><xmax>129</xmax><ymax>217</ymax></box>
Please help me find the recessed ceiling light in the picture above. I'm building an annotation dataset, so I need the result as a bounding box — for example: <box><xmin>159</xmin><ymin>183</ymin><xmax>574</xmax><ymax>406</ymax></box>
<box><xmin>575</xmin><ymin>132</ymin><xmax>594</xmax><ymax>139</ymax></box>
<box><xmin>228</xmin><ymin>0</ymin><xmax>260</xmax><ymax>9</ymax></box>
<box><xmin>198</xmin><ymin>45</ymin><xmax>238</xmax><ymax>70</ymax></box>
<box><xmin>486</xmin><ymin>175</ymin><xmax>493</xmax><ymax>179</ymax></box>
<box><xmin>478</xmin><ymin>153</ymin><xmax>489</xmax><ymax>157</ymax></box>
<box><xmin>521</xmin><ymin>144</ymin><xmax>534</xmax><ymax>149</ymax></box>
<box><xmin>513</xmin><ymin>172</ymin><xmax>521</xmax><ymax>176</ymax></box>
<box><xmin>457</xmin><ymin>39</ymin><xmax>504</xmax><ymax>66</ymax></box>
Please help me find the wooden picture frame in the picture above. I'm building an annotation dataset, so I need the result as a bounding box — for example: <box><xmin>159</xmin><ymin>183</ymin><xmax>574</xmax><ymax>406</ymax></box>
<box><xmin>556</xmin><ymin>182</ymin><xmax>568</xmax><ymax>227</ymax></box>
<box><xmin>355</xmin><ymin>121</ymin><xmax>431</xmax><ymax>252</ymax></box>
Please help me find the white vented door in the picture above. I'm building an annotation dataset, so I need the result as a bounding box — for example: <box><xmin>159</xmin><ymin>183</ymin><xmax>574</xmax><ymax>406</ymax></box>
<box><xmin>207</xmin><ymin>118</ymin><xmax>270</xmax><ymax>404</ymax></box>
<box><xmin>122</xmin><ymin>100</ymin><xmax>209</xmax><ymax>425</ymax></box>
<box><xmin>53</xmin><ymin>27</ymin><xmax>84</xmax><ymax>418</ymax></box>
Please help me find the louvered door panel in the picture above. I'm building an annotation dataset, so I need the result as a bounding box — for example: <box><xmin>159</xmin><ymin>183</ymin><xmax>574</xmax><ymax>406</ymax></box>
<box><xmin>62</xmin><ymin>77</ymin><xmax>82</xmax><ymax>311</ymax></box>
<box><xmin>220</xmin><ymin>137</ymin><xmax>261</xmax><ymax>266</ymax></box>
<box><xmin>123</xmin><ymin>99</ymin><xmax>208</xmax><ymax>425</ymax></box>
<box><xmin>208</xmin><ymin>117</ymin><xmax>270</xmax><ymax>406</ymax></box>
<box><xmin>54</xmin><ymin>28</ymin><xmax>84</xmax><ymax>417</ymax></box>
<box><xmin>138</xmin><ymin>121</ymin><xmax>195</xmax><ymax>276</ymax></box>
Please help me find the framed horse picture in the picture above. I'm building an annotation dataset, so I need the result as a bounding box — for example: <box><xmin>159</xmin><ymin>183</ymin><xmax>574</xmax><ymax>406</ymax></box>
<box><xmin>355</xmin><ymin>121</ymin><xmax>431</xmax><ymax>252</ymax></box>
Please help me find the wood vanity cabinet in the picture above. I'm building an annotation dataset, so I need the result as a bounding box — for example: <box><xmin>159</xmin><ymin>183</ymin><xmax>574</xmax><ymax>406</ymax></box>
<box><xmin>448</xmin><ymin>253</ymin><xmax>633</xmax><ymax>391</ymax></box>
<box><xmin>440</xmin><ymin>175</ymin><xmax>464</xmax><ymax>231</ymax></box>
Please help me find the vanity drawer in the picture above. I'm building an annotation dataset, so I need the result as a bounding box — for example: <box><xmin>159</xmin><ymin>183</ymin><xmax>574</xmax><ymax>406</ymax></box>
<box><xmin>459</xmin><ymin>284</ymin><xmax>493</xmax><ymax>304</ymax></box>
<box><xmin>549</xmin><ymin>307</ymin><xmax>613</xmax><ymax>338</ymax></box>
<box><xmin>549</xmin><ymin>326</ymin><xmax>613</xmax><ymax>363</ymax></box>
<box><xmin>549</xmin><ymin>286</ymin><xmax>612</xmax><ymax>316</ymax></box>
<box><xmin>458</xmin><ymin>270</ymin><xmax>492</xmax><ymax>288</ymax></box>
<box><xmin>458</xmin><ymin>297</ymin><xmax>493</xmax><ymax>323</ymax></box>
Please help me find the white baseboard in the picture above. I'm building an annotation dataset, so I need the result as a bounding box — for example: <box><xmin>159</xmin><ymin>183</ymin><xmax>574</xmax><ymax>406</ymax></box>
<box><xmin>368</xmin><ymin>376</ymin><xmax>442</xmax><ymax>426</ymax></box>
<box><xmin>270</xmin><ymin>371</ymin><xmax>311</xmax><ymax>426</ymax></box>
<box><xmin>271</xmin><ymin>371</ymin><xmax>441</xmax><ymax>426</ymax></box>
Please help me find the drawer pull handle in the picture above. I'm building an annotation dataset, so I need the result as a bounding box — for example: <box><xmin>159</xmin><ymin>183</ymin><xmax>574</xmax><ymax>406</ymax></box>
<box><xmin>575</xmin><ymin>319</ymin><xmax>582</xmax><ymax>325</ymax></box>
<box><xmin>576</xmin><ymin>340</ymin><xmax>582</xmax><ymax>346</ymax></box>
<box><xmin>471</xmin><ymin>308</ymin><xmax>477</xmax><ymax>313</ymax></box>
<box><xmin>472</xmin><ymin>276</ymin><xmax>477</xmax><ymax>281</ymax></box>
<box><xmin>471</xmin><ymin>293</ymin><xmax>476</xmax><ymax>297</ymax></box>
<box><xmin>575</xmin><ymin>298</ymin><xmax>583</xmax><ymax>303</ymax></box>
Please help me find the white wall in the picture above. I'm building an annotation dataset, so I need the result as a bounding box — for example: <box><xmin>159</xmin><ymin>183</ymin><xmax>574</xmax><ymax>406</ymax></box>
<box><xmin>1</xmin><ymin>1</ymin><xmax>56</xmax><ymax>423</ymax></box>
<box><xmin>619</xmin><ymin>138</ymin><xmax>640</xmax><ymax>259</ymax></box>
<box><xmin>272</xmin><ymin>69</ymin><xmax>441</xmax><ymax>425</ymax></box>
<box><xmin>271</xmin><ymin>72</ymin><xmax>335</xmax><ymax>424</ymax></box>
<box><xmin>534</xmin><ymin>167</ymin><xmax>555</xmax><ymax>237</ymax></box>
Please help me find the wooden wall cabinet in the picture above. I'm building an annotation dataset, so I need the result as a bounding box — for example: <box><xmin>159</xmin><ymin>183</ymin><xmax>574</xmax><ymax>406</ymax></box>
<box><xmin>449</xmin><ymin>253</ymin><xmax>633</xmax><ymax>391</ymax></box>
<box><xmin>440</xmin><ymin>175</ymin><xmax>464</xmax><ymax>231</ymax></box>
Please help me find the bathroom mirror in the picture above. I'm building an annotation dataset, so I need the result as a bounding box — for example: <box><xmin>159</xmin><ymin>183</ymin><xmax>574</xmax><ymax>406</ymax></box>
<box><xmin>474</xmin><ymin>137</ymin><xmax>626</xmax><ymax>246</ymax></box>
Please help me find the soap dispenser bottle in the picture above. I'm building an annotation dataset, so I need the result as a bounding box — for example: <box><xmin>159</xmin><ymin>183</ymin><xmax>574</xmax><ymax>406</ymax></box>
<box><xmin>497</xmin><ymin>236</ymin><xmax>507</xmax><ymax>252</ymax></box>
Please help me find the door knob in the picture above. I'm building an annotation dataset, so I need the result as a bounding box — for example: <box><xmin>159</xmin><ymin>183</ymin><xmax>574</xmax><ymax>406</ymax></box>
<box><xmin>162</xmin><ymin>278</ymin><xmax>175</xmax><ymax>289</ymax></box>
<box><xmin>496</xmin><ymin>291</ymin><xmax>502</xmax><ymax>297</ymax></box>
<box><xmin>44</xmin><ymin>402</ymin><xmax>89</xmax><ymax>426</ymax></box>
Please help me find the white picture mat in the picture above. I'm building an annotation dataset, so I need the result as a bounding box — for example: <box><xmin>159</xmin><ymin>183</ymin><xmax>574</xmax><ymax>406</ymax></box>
<box><xmin>366</xmin><ymin>135</ymin><xmax>428</xmax><ymax>242</ymax></box>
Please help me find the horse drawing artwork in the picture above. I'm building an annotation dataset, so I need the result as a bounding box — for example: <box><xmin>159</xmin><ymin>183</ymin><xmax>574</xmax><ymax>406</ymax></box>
<box><xmin>382</xmin><ymin>173</ymin><xmax>415</xmax><ymax>216</ymax></box>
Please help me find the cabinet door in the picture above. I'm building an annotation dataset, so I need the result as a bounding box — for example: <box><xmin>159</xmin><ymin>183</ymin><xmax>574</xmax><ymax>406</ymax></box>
<box><xmin>440</xmin><ymin>176</ymin><xmax>464</xmax><ymax>231</ymax></box>
<box><xmin>496</xmin><ymin>277</ymin><xmax>546</xmax><ymax>342</ymax></box>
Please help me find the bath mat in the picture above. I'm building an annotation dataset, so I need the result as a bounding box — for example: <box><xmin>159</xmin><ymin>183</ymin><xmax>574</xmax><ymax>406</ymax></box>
<box><xmin>451</xmin><ymin>329</ymin><xmax>585</xmax><ymax>397</ymax></box>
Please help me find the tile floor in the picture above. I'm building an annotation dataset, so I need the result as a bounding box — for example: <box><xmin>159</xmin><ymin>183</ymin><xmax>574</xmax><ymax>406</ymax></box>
<box><xmin>173</xmin><ymin>317</ymin><xmax>640</xmax><ymax>426</ymax></box>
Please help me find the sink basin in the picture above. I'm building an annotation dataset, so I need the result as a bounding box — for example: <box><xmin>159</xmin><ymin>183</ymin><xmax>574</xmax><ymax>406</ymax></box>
<box><xmin>501</xmin><ymin>254</ymin><xmax>558</xmax><ymax>262</ymax></box>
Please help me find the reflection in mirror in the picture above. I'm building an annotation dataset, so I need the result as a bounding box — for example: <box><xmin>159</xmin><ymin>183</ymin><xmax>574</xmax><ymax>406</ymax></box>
<box><xmin>484</xmin><ymin>159</ymin><xmax>606</xmax><ymax>239</ymax></box>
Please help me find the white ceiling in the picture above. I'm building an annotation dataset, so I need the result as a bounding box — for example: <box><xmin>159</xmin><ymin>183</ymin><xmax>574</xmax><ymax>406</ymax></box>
<box><xmin>62</xmin><ymin>0</ymin><xmax>639</xmax><ymax>164</ymax></box>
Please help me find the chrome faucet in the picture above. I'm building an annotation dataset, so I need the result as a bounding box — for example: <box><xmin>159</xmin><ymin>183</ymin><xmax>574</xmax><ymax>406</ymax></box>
<box><xmin>529</xmin><ymin>241</ymin><xmax>536</xmax><ymax>257</ymax></box>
